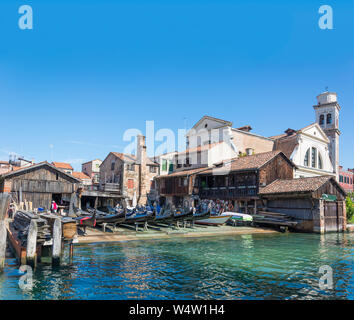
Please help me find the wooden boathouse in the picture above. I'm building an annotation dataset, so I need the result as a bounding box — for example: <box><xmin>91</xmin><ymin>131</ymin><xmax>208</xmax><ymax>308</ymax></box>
<box><xmin>0</xmin><ymin>162</ymin><xmax>81</xmax><ymax>210</ymax></box>
<box><xmin>156</xmin><ymin>150</ymin><xmax>295</xmax><ymax>212</ymax></box>
<box><xmin>259</xmin><ymin>176</ymin><xmax>347</xmax><ymax>233</ymax></box>
<box><xmin>195</xmin><ymin>151</ymin><xmax>295</xmax><ymax>213</ymax></box>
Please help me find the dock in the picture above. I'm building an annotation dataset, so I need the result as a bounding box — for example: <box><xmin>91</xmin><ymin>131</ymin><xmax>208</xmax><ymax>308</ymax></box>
<box><xmin>77</xmin><ymin>224</ymin><xmax>278</xmax><ymax>244</ymax></box>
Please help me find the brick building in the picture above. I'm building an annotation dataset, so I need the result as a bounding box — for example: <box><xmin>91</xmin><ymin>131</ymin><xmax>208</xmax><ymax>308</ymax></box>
<box><xmin>99</xmin><ymin>135</ymin><xmax>159</xmax><ymax>206</ymax></box>
<box><xmin>82</xmin><ymin>159</ymin><xmax>102</xmax><ymax>184</ymax></box>
<box><xmin>339</xmin><ymin>166</ymin><xmax>353</xmax><ymax>193</ymax></box>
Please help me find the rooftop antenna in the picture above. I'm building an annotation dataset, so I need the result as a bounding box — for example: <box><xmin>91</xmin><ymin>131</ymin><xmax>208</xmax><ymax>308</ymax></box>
<box><xmin>325</xmin><ymin>86</ymin><xmax>329</xmax><ymax>92</ymax></box>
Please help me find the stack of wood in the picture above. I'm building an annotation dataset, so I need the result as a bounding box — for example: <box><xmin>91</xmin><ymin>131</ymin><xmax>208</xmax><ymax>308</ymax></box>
<box><xmin>253</xmin><ymin>211</ymin><xmax>298</xmax><ymax>228</ymax></box>
<box><xmin>12</xmin><ymin>211</ymin><xmax>51</xmax><ymax>246</ymax></box>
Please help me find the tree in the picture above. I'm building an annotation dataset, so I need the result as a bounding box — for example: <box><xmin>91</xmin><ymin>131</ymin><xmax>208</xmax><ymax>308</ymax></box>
<box><xmin>346</xmin><ymin>192</ymin><xmax>354</xmax><ymax>223</ymax></box>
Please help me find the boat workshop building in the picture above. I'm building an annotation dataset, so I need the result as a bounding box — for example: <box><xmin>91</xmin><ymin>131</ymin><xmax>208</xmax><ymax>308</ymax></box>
<box><xmin>0</xmin><ymin>162</ymin><xmax>81</xmax><ymax>210</ymax></box>
<box><xmin>259</xmin><ymin>175</ymin><xmax>347</xmax><ymax>233</ymax></box>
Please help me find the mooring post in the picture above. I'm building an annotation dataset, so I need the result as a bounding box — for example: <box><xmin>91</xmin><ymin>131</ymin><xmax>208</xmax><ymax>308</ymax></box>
<box><xmin>0</xmin><ymin>221</ymin><xmax>7</xmax><ymax>271</ymax></box>
<box><xmin>26</xmin><ymin>220</ymin><xmax>38</xmax><ymax>268</ymax></box>
<box><xmin>52</xmin><ymin>218</ymin><xmax>62</xmax><ymax>266</ymax></box>
<box><xmin>0</xmin><ymin>194</ymin><xmax>10</xmax><ymax>272</ymax></box>
<box><xmin>69</xmin><ymin>240</ymin><xmax>74</xmax><ymax>263</ymax></box>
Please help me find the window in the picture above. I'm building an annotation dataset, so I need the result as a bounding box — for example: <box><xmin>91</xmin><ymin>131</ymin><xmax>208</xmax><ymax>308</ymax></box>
<box><xmin>111</xmin><ymin>161</ymin><xmax>115</xmax><ymax>171</ymax></box>
<box><xmin>127</xmin><ymin>179</ymin><xmax>134</xmax><ymax>189</ymax></box>
<box><xmin>304</xmin><ymin>148</ymin><xmax>310</xmax><ymax>166</ymax></box>
<box><xmin>318</xmin><ymin>153</ymin><xmax>323</xmax><ymax>169</ymax></box>
<box><xmin>327</xmin><ymin>114</ymin><xmax>332</xmax><ymax>124</ymax></box>
<box><xmin>184</xmin><ymin>157</ymin><xmax>191</xmax><ymax>167</ymax></box>
<box><xmin>149</xmin><ymin>166</ymin><xmax>157</xmax><ymax>173</ymax></box>
<box><xmin>162</xmin><ymin>159</ymin><xmax>167</xmax><ymax>171</ymax></box>
<box><xmin>168</xmin><ymin>162</ymin><xmax>173</xmax><ymax>173</ymax></box>
<box><xmin>319</xmin><ymin>114</ymin><xmax>324</xmax><ymax>125</ymax></box>
<box><xmin>311</xmin><ymin>147</ymin><xmax>317</xmax><ymax>168</ymax></box>
<box><xmin>127</xmin><ymin>164</ymin><xmax>135</xmax><ymax>171</ymax></box>
<box><xmin>339</xmin><ymin>175</ymin><xmax>343</xmax><ymax>183</ymax></box>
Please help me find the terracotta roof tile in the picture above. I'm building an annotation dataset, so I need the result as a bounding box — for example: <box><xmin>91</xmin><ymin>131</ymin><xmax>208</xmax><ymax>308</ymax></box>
<box><xmin>259</xmin><ymin>176</ymin><xmax>333</xmax><ymax>195</ymax></box>
<box><xmin>52</xmin><ymin>162</ymin><xmax>73</xmax><ymax>170</ymax></box>
<box><xmin>72</xmin><ymin>172</ymin><xmax>91</xmax><ymax>180</ymax></box>
<box><xmin>201</xmin><ymin>150</ymin><xmax>291</xmax><ymax>175</ymax></box>
<box><xmin>155</xmin><ymin>167</ymin><xmax>208</xmax><ymax>179</ymax></box>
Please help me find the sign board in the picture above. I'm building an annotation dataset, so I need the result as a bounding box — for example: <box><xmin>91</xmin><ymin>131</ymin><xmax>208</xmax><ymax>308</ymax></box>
<box><xmin>321</xmin><ymin>194</ymin><xmax>337</xmax><ymax>202</ymax></box>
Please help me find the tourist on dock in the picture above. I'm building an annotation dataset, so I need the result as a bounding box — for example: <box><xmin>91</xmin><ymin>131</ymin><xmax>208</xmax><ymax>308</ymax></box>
<box><xmin>51</xmin><ymin>200</ymin><xmax>58</xmax><ymax>213</ymax></box>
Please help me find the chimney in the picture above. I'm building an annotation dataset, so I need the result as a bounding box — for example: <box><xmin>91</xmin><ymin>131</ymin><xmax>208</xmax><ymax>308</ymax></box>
<box><xmin>285</xmin><ymin>128</ymin><xmax>296</xmax><ymax>136</ymax></box>
<box><xmin>136</xmin><ymin>135</ymin><xmax>147</xmax><ymax>166</ymax></box>
<box><xmin>237</xmin><ymin>125</ymin><xmax>252</xmax><ymax>132</ymax></box>
<box><xmin>136</xmin><ymin>135</ymin><xmax>148</xmax><ymax>205</ymax></box>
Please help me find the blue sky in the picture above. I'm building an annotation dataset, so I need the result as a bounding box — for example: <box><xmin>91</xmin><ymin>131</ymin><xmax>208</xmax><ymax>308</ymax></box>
<box><xmin>0</xmin><ymin>0</ymin><xmax>353</xmax><ymax>171</ymax></box>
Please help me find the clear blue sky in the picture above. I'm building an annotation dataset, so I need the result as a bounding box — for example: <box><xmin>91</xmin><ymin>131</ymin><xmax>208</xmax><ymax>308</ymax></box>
<box><xmin>0</xmin><ymin>0</ymin><xmax>353</xmax><ymax>171</ymax></box>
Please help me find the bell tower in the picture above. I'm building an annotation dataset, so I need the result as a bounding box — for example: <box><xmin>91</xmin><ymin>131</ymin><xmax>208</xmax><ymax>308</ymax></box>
<box><xmin>313</xmin><ymin>91</ymin><xmax>341</xmax><ymax>180</ymax></box>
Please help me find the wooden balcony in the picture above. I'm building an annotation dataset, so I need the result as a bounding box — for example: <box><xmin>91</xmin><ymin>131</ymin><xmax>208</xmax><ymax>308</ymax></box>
<box><xmin>99</xmin><ymin>183</ymin><xmax>121</xmax><ymax>193</ymax></box>
<box><xmin>199</xmin><ymin>185</ymin><xmax>258</xmax><ymax>199</ymax></box>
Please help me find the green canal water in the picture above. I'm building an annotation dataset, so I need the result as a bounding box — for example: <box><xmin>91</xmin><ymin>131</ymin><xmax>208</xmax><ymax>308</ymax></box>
<box><xmin>0</xmin><ymin>232</ymin><xmax>353</xmax><ymax>300</ymax></box>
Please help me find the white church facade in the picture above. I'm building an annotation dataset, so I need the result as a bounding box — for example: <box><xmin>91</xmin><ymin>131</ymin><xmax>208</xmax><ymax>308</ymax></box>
<box><xmin>271</xmin><ymin>91</ymin><xmax>340</xmax><ymax>179</ymax></box>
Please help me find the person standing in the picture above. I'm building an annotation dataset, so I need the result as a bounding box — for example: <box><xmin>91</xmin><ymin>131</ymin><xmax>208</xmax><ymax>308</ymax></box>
<box><xmin>51</xmin><ymin>200</ymin><xmax>58</xmax><ymax>213</ymax></box>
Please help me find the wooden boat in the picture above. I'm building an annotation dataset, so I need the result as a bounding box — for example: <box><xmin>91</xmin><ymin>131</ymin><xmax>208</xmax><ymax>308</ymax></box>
<box><xmin>75</xmin><ymin>210</ymin><xmax>96</xmax><ymax>228</ymax></box>
<box><xmin>223</xmin><ymin>212</ymin><xmax>253</xmax><ymax>222</ymax></box>
<box><xmin>124</xmin><ymin>208</ymin><xmax>155</xmax><ymax>224</ymax></box>
<box><xmin>173</xmin><ymin>207</ymin><xmax>193</xmax><ymax>221</ymax></box>
<box><xmin>195</xmin><ymin>214</ymin><xmax>232</xmax><ymax>226</ymax></box>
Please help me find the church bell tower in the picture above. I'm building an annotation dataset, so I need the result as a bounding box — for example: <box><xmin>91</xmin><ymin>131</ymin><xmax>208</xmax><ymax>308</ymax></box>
<box><xmin>313</xmin><ymin>91</ymin><xmax>341</xmax><ymax>180</ymax></box>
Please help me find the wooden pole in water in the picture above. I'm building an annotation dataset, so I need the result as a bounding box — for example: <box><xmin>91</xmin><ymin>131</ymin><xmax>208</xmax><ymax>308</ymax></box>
<box><xmin>0</xmin><ymin>194</ymin><xmax>10</xmax><ymax>271</ymax></box>
<box><xmin>26</xmin><ymin>220</ymin><xmax>38</xmax><ymax>268</ymax></box>
<box><xmin>69</xmin><ymin>240</ymin><xmax>74</xmax><ymax>263</ymax></box>
<box><xmin>0</xmin><ymin>221</ymin><xmax>6</xmax><ymax>271</ymax></box>
<box><xmin>52</xmin><ymin>218</ymin><xmax>62</xmax><ymax>266</ymax></box>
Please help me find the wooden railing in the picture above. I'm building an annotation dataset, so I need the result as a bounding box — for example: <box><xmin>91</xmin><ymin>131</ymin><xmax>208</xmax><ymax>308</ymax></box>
<box><xmin>199</xmin><ymin>186</ymin><xmax>258</xmax><ymax>198</ymax></box>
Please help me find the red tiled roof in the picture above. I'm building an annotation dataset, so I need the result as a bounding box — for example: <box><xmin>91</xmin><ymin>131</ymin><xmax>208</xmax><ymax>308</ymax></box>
<box><xmin>201</xmin><ymin>150</ymin><xmax>292</xmax><ymax>175</ymax></box>
<box><xmin>259</xmin><ymin>176</ymin><xmax>334</xmax><ymax>195</ymax></box>
<box><xmin>72</xmin><ymin>172</ymin><xmax>91</xmax><ymax>180</ymax></box>
<box><xmin>155</xmin><ymin>167</ymin><xmax>209</xmax><ymax>179</ymax></box>
<box><xmin>52</xmin><ymin>162</ymin><xmax>73</xmax><ymax>170</ymax></box>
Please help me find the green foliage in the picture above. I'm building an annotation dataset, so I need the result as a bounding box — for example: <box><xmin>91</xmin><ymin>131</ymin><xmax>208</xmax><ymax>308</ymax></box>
<box><xmin>346</xmin><ymin>192</ymin><xmax>354</xmax><ymax>223</ymax></box>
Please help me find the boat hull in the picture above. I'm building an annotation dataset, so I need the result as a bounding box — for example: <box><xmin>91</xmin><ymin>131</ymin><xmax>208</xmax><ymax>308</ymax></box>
<box><xmin>195</xmin><ymin>215</ymin><xmax>232</xmax><ymax>226</ymax></box>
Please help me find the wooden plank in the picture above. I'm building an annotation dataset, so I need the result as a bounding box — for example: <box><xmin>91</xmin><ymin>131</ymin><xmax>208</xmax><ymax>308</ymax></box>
<box><xmin>26</xmin><ymin>220</ymin><xmax>37</xmax><ymax>267</ymax></box>
<box><xmin>0</xmin><ymin>194</ymin><xmax>10</xmax><ymax>220</ymax></box>
<box><xmin>52</xmin><ymin>218</ymin><xmax>62</xmax><ymax>266</ymax></box>
<box><xmin>0</xmin><ymin>221</ymin><xmax>7</xmax><ymax>271</ymax></box>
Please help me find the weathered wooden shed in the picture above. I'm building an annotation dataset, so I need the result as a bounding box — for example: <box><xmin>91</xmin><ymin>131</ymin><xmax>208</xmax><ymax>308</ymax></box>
<box><xmin>259</xmin><ymin>176</ymin><xmax>347</xmax><ymax>233</ymax></box>
<box><xmin>0</xmin><ymin>162</ymin><xmax>81</xmax><ymax>210</ymax></box>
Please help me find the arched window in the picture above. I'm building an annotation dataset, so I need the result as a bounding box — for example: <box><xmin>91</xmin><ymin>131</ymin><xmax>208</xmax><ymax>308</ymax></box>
<box><xmin>304</xmin><ymin>148</ymin><xmax>310</xmax><ymax>166</ymax></box>
<box><xmin>327</xmin><ymin>114</ymin><xmax>332</xmax><ymax>124</ymax></box>
<box><xmin>311</xmin><ymin>147</ymin><xmax>317</xmax><ymax>168</ymax></box>
<box><xmin>318</xmin><ymin>152</ymin><xmax>323</xmax><ymax>169</ymax></box>
<box><xmin>319</xmin><ymin>114</ymin><xmax>324</xmax><ymax>125</ymax></box>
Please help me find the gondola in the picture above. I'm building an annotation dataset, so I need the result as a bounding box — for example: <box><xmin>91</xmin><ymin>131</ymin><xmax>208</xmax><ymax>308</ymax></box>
<box><xmin>75</xmin><ymin>210</ymin><xmax>97</xmax><ymax>234</ymax></box>
<box><xmin>153</xmin><ymin>204</ymin><xmax>174</xmax><ymax>224</ymax></box>
<box><xmin>124</xmin><ymin>206</ymin><xmax>155</xmax><ymax>224</ymax></box>
<box><xmin>173</xmin><ymin>206</ymin><xmax>194</xmax><ymax>221</ymax></box>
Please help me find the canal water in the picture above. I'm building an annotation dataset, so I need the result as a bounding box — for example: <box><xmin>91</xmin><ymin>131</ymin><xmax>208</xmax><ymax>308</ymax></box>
<box><xmin>0</xmin><ymin>232</ymin><xmax>353</xmax><ymax>300</ymax></box>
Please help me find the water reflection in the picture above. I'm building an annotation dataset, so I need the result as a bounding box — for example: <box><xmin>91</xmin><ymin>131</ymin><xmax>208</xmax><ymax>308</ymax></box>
<box><xmin>0</xmin><ymin>232</ymin><xmax>353</xmax><ymax>300</ymax></box>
